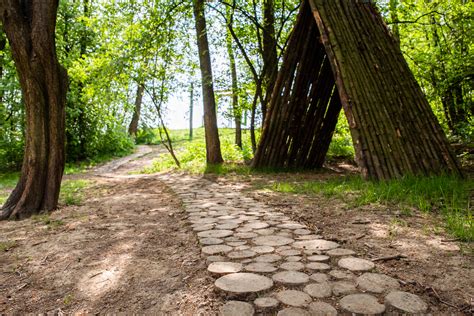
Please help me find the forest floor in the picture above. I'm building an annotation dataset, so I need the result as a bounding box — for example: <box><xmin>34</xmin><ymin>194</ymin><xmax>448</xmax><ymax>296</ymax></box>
<box><xmin>0</xmin><ymin>145</ymin><xmax>472</xmax><ymax>314</ymax></box>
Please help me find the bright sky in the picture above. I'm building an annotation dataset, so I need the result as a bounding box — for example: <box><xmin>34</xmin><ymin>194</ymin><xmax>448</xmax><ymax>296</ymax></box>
<box><xmin>163</xmin><ymin>91</ymin><xmax>250</xmax><ymax>130</ymax></box>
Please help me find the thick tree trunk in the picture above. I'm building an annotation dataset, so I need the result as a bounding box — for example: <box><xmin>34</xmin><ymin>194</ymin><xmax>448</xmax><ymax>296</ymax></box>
<box><xmin>193</xmin><ymin>0</ymin><xmax>223</xmax><ymax>164</ymax></box>
<box><xmin>262</xmin><ymin>0</ymin><xmax>278</xmax><ymax>120</ymax></box>
<box><xmin>128</xmin><ymin>83</ymin><xmax>144</xmax><ymax>137</ymax></box>
<box><xmin>254</xmin><ymin>0</ymin><xmax>461</xmax><ymax>180</ymax></box>
<box><xmin>226</xmin><ymin>6</ymin><xmax>242</xmax><ymax>149</ymax></box>
<box><xmin>0</xmin><ymin>0</ymin><xmax>68</xmax><ymax>219</ymax></box>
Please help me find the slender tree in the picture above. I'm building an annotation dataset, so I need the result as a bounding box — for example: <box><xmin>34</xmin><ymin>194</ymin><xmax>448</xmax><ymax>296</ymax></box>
<box><xmin>76</xmin><ymin>0</ymin><xmax>90</xmax><ymax>158</ymax></box>
<box><xmin>226</xmin><ymin>5</ymin><xmax>242</xmax><ymax>148</ymax></box>
<box><xmin>0</xmin><ymin>27</ymin><xmax>6</xmax><ymax>104</ymax></box>
<box><xmin>128</xmin><ymin>83</ymin><xmax>145</xmax><ymax>136</ymax></box>
<box><xmin>0</xmin><ymin>0</ymin><xmax>68</xmax><ymax>219</ymax></box>
<box><xmin>193</xmin><ymin>0</ymin><xmax>223</xmax><ymax>164</ymax></box>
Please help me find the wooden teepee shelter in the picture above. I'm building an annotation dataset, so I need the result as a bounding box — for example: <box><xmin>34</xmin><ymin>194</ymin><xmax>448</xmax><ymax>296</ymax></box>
<box><xmin>253</xmin><ymin>0</ymin><xmax>462</xmax><ymax>180</ymax></box>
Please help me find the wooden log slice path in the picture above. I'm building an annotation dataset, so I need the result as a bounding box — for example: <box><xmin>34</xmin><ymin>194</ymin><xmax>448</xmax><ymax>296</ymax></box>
<box><xmin>158</xmin><ymin>173</ymin><xmax>430</xmax><ymax>314</ymax></box>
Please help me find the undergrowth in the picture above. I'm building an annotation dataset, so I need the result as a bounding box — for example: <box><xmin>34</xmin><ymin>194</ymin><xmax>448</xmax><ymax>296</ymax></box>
<box><xmin>141</xmin><ymin>128</ymin><xmax>255</xmax><ymax>174</ymax></box>
<box><xmin>271</xmin><ymin>175</ymin><xmax>473</xmax><ymax>241</ymax></box>
<box><xmin>141</xmin><ymin>125</ymin><xmax>355</xmax><ymax>175</ymax></box>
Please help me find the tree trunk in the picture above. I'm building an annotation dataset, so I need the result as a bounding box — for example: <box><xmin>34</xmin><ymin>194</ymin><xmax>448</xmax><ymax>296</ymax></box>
<box><xmin>262</xmin><ymin>0</ymin><xmax>278</xmax><ymax>120</ymax></box>
<box><xmin>254</xmin><ymin>0</ymin><xmax>461</xmax><ymax>180</ymax></box>
<box><xmin>77</xmin><ymin>0</ymin><xmax>90</xmax><ymax>159</ymax></box>
<box><xmin>0</xmin><ymin>28</ymin><xmax>6</xmax><ymax>104</ymax></box>
<box><xmin>226</xmin><ymin>6</ymin><xmax>242</xmax><ymax>149</ymax></box>
<box><xmin>0</xmin><ymin>0</ymin><xmax>68</xmax><ymax>219</ymax></box>
<box><xmin>189</xmin><ymin>82</ymin><xmax>194</xmax><ymax>140</ymax></box>
<box><xmin>193</xmin><ymin>0</ymin><xmax>223</xmax><ymax>164</ymax></box>
<box><xmin>128</xmin><ymin>83</ymin><xmax>144</xmax><ymax>137</ymax></box>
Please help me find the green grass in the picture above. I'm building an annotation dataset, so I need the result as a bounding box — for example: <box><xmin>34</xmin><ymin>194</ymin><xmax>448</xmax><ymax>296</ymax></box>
<box><xmin>1</xmin><ymin>173</ymin><xmax>93</xmax><ymax>207</ymax></box>
<box><xmin>142</xmin><ymin>127</ymin><xmax>256</xmax><ymax>174</ymax></box>
<box><xmin>0</xmin><ymin>240</ymin><xmax>16</xmax><ymax>252</ymax></box>
<box><xmin>271</xmin><ymin>175</ymin><xmax>473</xmax><ymax>241</ymax></box>
<box><xmin>59</xmin><ymin>179</ymin><xmax>91</xmax><ymax>206</ymax></box>
<box><xmin>140</xmin><ymin>119</ymin><xmax>355</xmax><ymax>175</ymax></box>
<box><xmin>31</xmin><ymin>214</ymin><xmax>64</xmax><ymax>229</ymax></box>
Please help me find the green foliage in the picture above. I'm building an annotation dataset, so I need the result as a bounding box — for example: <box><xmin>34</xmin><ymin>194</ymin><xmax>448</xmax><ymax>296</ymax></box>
<box><xmin>379</xmin><ymin>0</ymin><xmax>473</xmax><ymax>139</ymax></box>
<box><xmin>0</xmin><ymin>172</ymin><xmax>19</xmax><ymax>205</ymax></box>
<box><xmin>271</xmin><ymin>175</ymin><xmax>473</xmax><ymax>241</ymax></box>
<box><xmin>59</xmin><ymin>179</ymin><xmax>91</xmax><ymax>206</ymax></box>
<box><xmin>327</xmin><ymin>113</ymin><xmax>355</xmax><ymax>159</ymax></box>
<box><xmin>135</xmin><ymin>128</ymin><xmax>158</xmax><ymax>145</ymax></box>
<box><xmin>0</xmin><ymin>172</ymin><xmax>19</xmax><ymax>190</ymax></box>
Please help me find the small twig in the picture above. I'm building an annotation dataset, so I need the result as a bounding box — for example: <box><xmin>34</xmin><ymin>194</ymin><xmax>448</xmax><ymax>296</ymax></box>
<box><xmin>371</xmin><ymin>254</ymin><xmax>407</xmax><ymax>262</ymax></box>
<box><xmin>89</xmin><ymin>271</ymin><xmax>103</xmax><ymax>279</ymax></box>
<box><xmin>32</xmin><ymin>240</ymin><xmax>47</xmax><ymax>247</ymax></box>
<box><xmin>441</xmin><ymin>238</ymin><xmax>460</xmax><ymax>242</ymax></box>
<box><xmin>63</xmin><ymin>262</ymin><xmax>72</xmax><ymax>271</ymax></box>
<box><xmin>15</xmin><ymin>283</ymin><xmax>28</xmax><ymax>292</ymax></box>
<box><xmin>40</xmin><ymin>255</ymin><xmax>49</xmax><ymax>264</ymax></box>
<box><xmin>354</xmin><ymin>234</ymin><xmax>366</xmax><ymax>240</ymax></box>
<box><xmin>352</xmin><ymin>219</ymin><xmax>371</xmax><ymax>224</ymax></box>
<box><xmin>430</xmin><ymin>286</ymin><xmax>460</xmax><ymax>310</ymax></box>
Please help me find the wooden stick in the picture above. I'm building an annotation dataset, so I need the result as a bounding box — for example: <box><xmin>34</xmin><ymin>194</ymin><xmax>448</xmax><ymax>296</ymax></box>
<box><xmin>371</xmin><ymin>254</ymin><xmax>407</xmax><ymax>262</ymax></box>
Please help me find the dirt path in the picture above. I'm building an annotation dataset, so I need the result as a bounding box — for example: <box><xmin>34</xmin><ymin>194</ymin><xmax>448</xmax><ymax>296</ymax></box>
<box><xmin>0</xmin><ymin>146</ymin><xmax>220</xmax><ymax>314</ymax></box>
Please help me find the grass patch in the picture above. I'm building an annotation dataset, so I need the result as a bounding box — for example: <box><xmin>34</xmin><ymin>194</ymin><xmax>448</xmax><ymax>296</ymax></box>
<box><xmin>271</xmin><ymin>175</ymin><xmax>473</xmax><ymax>241</ymax></box>
<box><xmin>139</xmin><ymin>116</ymin><xmax>355</xmax><ymax>175</ymax></box>
<box><xmin>0</xmin><ymin>240</ymin><xmax>16</xmax><ymax>252</ymax></box>
<box><xmin>31</xmin><ymin>214</ymin><xmax>64</xmax><ymax>229</ymax></box>
<box><xmin>141</xmin><ymin>128</ymin><xmax>256</xmax><ymax>174</ymax></box>
<box><xmin>59</xmin><ymin>179</ymin><xmax>91</xmax><ymax>206</ymax></box>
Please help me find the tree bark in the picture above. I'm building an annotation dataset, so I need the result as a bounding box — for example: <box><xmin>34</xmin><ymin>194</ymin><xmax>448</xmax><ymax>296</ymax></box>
<box><xmin>254</xmin><ymin>0</ymin><xmax>462</xmax><ymax>180</ymax></box>
<box><xmin>226</xmin><ymin>6</ymin><xmax>242</xmax><ymax>149</ymax></box>
<box><xmin>193</xmin><ymin>0</ymin><xmax>223</xmax><ymax>164</ymax></box>
<box><xmin>0</xmin><ymin>27</ymin><xmax>6</xmax><ymax>104</ymax></box>
<box><xmin>0</xmin><ymin>0</ymin><xmax>68</xmax><ymax>219</ymax></box>
<box><xmin>262</xmin><ymin>0</ymin><xmax>278</xmax><ymax>120</ymax></box>
<box><xmin>128</xmin><ymin>83</ymin><xmax>144</xmax><ymax>137</ymax></box>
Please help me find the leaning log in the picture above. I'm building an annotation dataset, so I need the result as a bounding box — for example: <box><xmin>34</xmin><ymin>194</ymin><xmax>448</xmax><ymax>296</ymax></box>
<box><xmin>253</xmin><ymin>0</ymin><xmax>462</xmax><ymax>180</ymax></box>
